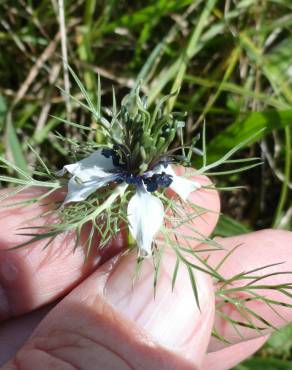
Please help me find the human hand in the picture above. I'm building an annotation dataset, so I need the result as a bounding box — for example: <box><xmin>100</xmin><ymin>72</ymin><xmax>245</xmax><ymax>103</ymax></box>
<box><xmin>0</xmin><ymin>169</ymin><xmax>291</xmax><ymax>370</ymax></box>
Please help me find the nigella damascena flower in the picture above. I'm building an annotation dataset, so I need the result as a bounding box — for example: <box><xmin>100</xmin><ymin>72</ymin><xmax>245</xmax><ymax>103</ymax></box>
<box><xmin>58</xmin><ymin>149</ymin><xmax>201</xmax><ymax>255</ymax></box>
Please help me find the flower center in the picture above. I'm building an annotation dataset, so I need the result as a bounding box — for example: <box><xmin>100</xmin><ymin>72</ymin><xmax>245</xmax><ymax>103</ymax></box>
<box><xmin>142</xmin><ymin>172</ymin><xmax>173</xmax><ymax>192</ymax></box>
<box><xmin>101</xmin><ymin>147</ymin><xmax>173</xmax><ymax>192</ymax></box>
<box><xmin>123</xmin><ymin>172</ymin><xmax>173</xmax><ymax>192</ymax></box>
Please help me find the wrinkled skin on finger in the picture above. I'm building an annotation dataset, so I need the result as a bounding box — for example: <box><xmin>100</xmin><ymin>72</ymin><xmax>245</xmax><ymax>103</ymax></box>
<box><xmin>2</xmin><ymin>251</ymin><xmax>214</xmax><ymax>370</ymax></box>
<box><xmin>0</xmin><ymin>306</ymin><xmax>51</xmax><ymax>364</ymax></box>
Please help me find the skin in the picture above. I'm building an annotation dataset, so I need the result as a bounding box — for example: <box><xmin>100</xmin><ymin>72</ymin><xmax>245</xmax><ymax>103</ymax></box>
<box><xmin>0</xmin><ymin>167</ymin><xmax>291</xmax><ymax>370</ymax></box>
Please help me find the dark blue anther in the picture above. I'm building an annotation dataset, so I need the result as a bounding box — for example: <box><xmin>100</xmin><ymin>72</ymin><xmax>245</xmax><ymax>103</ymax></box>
<box><xmin>102</xmin><ymin>147</ymin><xmax>127</xmax><ymax>169</ymax></box>
<box><xmin>156</xmin><ymin>172</ymin><xmax>173</xmax><ymax>188</ymax></box>
<box><xmin>125</xmin><ymin>174</ymin><xmax>143</xmax><ymax>187</ymax></box>
<box><xmin>101</xmin><ymin>149</ymin><xmax>173</xmax><ymax>192</ymax></box>
<box><xmin>101</xmin><ymin>148</ymin><xmax>114</xmax><ymax>158</ymax></box>
<box><xmin>144</xmin><ymin>179</ymin><xmax>158</xmax><ymax>192</ymax></box>
<box><xmin>143</xmin><ymin>172</ymin><xmax>173</xmax><ymax>192</ymax></box>
<box><xmin>112</xmin><ymin>152</ymin><xmax>122</xmax><ymax>167</ymax></box>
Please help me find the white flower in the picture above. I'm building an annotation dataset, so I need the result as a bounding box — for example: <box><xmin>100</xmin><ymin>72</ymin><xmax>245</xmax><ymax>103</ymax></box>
<box><xmin>59</xmin><ymin>149</ymin><xmax>201</xmax><ymax>255</ymax></box>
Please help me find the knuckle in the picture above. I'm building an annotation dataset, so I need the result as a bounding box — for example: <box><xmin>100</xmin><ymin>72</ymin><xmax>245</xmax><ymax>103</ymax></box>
<box><xmin>17</xmin><ymin>330</ymin><xmax>132</xmax><ymax>370</ymax></box>
<box><xmin>13</xmin><ymin>346</ymin><xmax>77</xmax><ymax>370</ymax></box>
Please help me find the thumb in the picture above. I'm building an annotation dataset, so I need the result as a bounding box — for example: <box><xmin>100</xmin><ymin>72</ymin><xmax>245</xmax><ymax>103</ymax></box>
<box><xmin>2</xmin><ymin>251</ymin><xmax>214</xmax><ymax>370</ymax></box>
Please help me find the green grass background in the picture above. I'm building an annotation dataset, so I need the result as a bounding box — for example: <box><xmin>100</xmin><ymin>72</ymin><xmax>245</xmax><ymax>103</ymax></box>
<box><xmin>0</xmin><ymin>0</ymin><xmax>291</xmax><ymax>368</ymax></box>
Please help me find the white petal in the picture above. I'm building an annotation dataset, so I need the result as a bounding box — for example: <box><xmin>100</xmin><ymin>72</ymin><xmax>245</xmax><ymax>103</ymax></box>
<box><xmin>127</xmin><ymin>189</ymin><xmax>164</xmax><ymax>255</ymax></box>
<box><xmin>64</xmin><ymin>175</ymin><xmax>115</xmax><ymax>204</ymax></box>
<box><xmin>157</xmin><ymin>165</ymin><xmax>201</xmax><ymax>201</ymax></box>
<box><xmin>170</xmin><ymin>175</ymin><xmax>201</xmax><ymax>201</ymax></box>
<box><xmin>59</xmin><ymin>149</ymin><xmax>115</xmax><ymax>181</ymax></box>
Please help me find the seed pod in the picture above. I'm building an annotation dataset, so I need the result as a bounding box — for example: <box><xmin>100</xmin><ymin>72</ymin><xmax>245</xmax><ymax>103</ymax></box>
<box><xmin>156</xmin><ymin>137</ymin><xmax>166</xmax><ymax>154</ymax></box>
<box><xmin>140</xmin><ymin>146</ymin><xmax>146</xmax><ymax>161</ymax></box>
<box><xmin>139</xmin><ymin>163</ymin><xmax>148</xmax><ymax>173</ymax></box>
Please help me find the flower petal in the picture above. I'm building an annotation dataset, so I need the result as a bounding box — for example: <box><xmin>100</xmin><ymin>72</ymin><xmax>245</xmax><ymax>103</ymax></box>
<box><xmin>158</xmin><ymin>165</ymin><xmax>201</xmax><ymax>201</ymax></box>
<box><xmin>59</xmin><ymin>149</ymin><xmax>115</xmax><ymax>181</ymax></box>
<box><xmin>127</xmin><ymin>189</ymin><xmax>164</xmax><ymax>255</ymax></box>
<box><xmin>64</xmin><ymin>175</ymin><xmax>116</xmax><ymax>204</ymax></box>
<box><xmin>170</xmin><ymin>175</ymin><xmax>201</xmax><ymax>201</ymax></box>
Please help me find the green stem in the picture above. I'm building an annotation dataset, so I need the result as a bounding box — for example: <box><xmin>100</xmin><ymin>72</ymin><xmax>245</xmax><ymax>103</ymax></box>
<box><xmin>273</xmin><ymin>126</ymin><xmax>291</xmax><ymax>228</ymax></box>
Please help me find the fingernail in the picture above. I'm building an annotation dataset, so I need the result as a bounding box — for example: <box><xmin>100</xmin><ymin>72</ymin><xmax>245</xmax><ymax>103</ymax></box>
<box><xmin>104</xmin><ymin>253</ymin><xmax>210</xmax><ymax>350</ymax></box>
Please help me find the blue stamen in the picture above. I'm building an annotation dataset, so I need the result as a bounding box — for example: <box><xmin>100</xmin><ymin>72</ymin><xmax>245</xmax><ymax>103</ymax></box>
<box><xmin>156</xmin><ymin>172</ymin><xmax>173</xmax><ymax>187</ymax></box>
<box><xmin>101</xmin><ymin>148</ymin><xmax>113</xmax><ymax>158</ymax></box>
<box><xmin>125</xmin><ymin>174</ymin><xmax>143</xmax><ymax>187</ymax></box>
<box><xmin>115</xmin><ymin>172</ymin><xmax>173</xmax><ymax>192</ymax></box>
<box><xmin>102</xmin><ymin>147</ymin><xmax>127</xmax><ymax>168</ymax></box>
<box><xmin>143</xmin><ymin>172</ymin><xmax>173</xmax><ymax>192</ymax></box>
<box><xmin>143</xmin><ymin>177</ymin><xmax>158</xmax><ymax>192</ymax></box>
<box><xmin>102</xmin><ymin>148</ymin><xmax>173</xmax><ymax>192</ymax></box>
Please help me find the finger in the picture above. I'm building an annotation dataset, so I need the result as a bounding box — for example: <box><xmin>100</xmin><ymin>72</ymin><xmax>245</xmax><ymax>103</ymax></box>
<box><xmin>166</xmin><ymin>166</ymin><xmax>220</xmax><ymax>248</ymax></box>
<box><xmin>2</xmin><ymin>251</ymin><xmax>214</xmax><ymax>370</ymax></box>
<box><xmin>202</xmin><ymin>335</ymin><xmax>269</xmax><ymax>370</ymax></box>
<box><xmin>0</xmin><ymin>188</ymin><xmax>126</xmax><ymax>321</ymax></box>
<box><xmin>205</xmin><ymin>229</ymin><xmax>292</xmax><ymax>350</ymax></box>
<box><xmin>0</xmin><ymin>305</ymin><xmax>51</xmax><ymax>365</ymax></box>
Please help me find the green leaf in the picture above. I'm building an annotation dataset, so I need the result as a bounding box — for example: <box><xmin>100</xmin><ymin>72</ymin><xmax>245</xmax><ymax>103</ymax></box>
<box><xmin>235</xmin><ymin>357</ymin><xmax>292</xmax><ymax>370</ymax></box>
<box><xmin>206</xmin><ymin>110</ymin><xmax>292</xmax><ymax>163</ymax></box>
<box><xmin>102</xmin><ymin>0</ymin><xmax>194</xmax><ymax>32</ymax></box>
<box><xmin>166</xmin><ymin>0</ymin><xmax>219</xmax><ymax>111</ymax></box>
<box><xmin>213</xmin><ymin>214</ymin><xmax>251</xmax><ymax>237</ymax></box>
<box><xmin>5</xmin><ymin>113</ymin><xmax>28</xmax><ymax>174</ymax></box>
<box><xmin>0</xmin><ymin>93</ymin><xmax>7</xmax><ymax>131</ymax></box>
<box><xmin>266</xmin><ymin>323</ymin><xmax>292</xmax><ymax>355</ymax></box>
